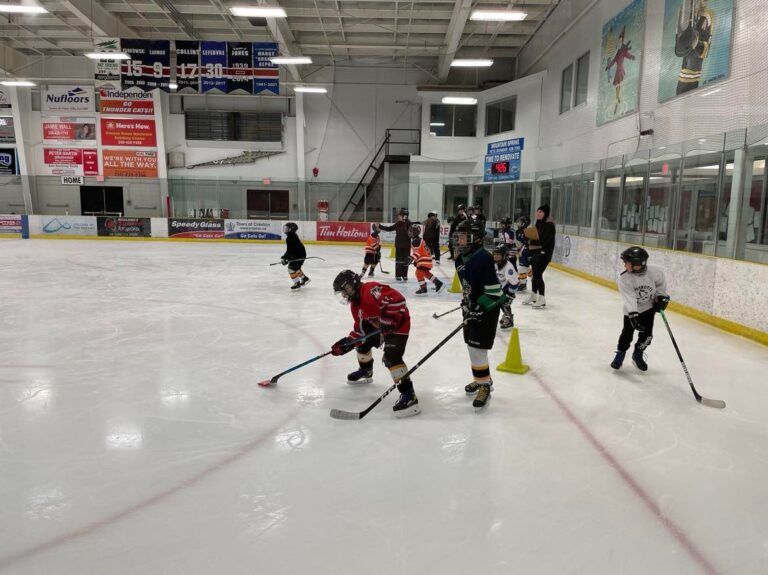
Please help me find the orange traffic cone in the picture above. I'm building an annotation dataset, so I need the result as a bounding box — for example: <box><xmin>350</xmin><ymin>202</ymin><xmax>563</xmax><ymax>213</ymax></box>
<box><xmin>496</xmin><ymin>327</ymin><xmax>529</xmax><ymax>374</ymax></box>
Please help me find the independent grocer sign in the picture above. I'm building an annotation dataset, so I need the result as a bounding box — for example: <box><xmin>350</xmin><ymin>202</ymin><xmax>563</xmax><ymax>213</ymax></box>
<box><xmin>42</xmin><ymin>85</ymin><xmax>95</xmax><ymax>113</ymax></box>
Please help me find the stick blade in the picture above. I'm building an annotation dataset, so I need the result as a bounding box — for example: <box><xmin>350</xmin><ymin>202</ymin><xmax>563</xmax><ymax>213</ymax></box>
<box><xmin>329</xmin><ymin>408</ymin><xmax>361</xmax><ymax>420</ymax></box>
<box><xmin>699</xmin><ymin>397</ymin><xmax>726</xmax><ymax>409</ymax></box>
<box><xmin>257</xmin><ymin>377</ymin><xmax>277</xmax><ymax>387</ymax></box>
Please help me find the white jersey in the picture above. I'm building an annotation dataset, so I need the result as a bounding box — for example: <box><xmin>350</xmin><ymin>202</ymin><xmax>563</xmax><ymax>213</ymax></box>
<box><xmin>618</xmin><ymin>264</ymin><xmax>668</xmax><ymax>315</ymax></box>
<box><xmin>495</xmin><ymin>260</ymin><xmax>519</xmax><ymax>291</ymax></box>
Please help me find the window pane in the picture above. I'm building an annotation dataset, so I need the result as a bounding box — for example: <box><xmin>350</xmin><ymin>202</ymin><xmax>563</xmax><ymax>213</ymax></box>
<box><xmin>500</xmin><ymin>97</ymin><xmax>516</xmax><ymax>132</ymax></box>
<box><xmin>579</xmin><ymin>174</ymin><xmax>595</xmax><ymax>232</ymax></box>
<box><xmin>620</xmin><ymin>162</ymin><xmax>647</xmax><ymax>235</ymax></box>
<box><xmin>486</xmin><ymin>103</ymin><xmax>500</xmax><ymax>136</ymax></box>
<box><xmin>491</xmin><ymin>183</ymin><xmax>511</xmax><ymax>222</ymax></box>
<box><xmin>429</xmin><ymin>104</ymin><xmax>452</xmax><ymax>137</ymax></box>
<box><xmin>599</xmin><ymin>172</ymin><xmax>622</xmax><ymax>236</ymax></box>
<box><xmin>560</xmin><ymin>64</ymin><xmax>573</xmax><ymax>114</ymax></box>
<box><xmin>575</xmin><ymin>52</ymin><xmax>589</xmax><ymax>107</ymax></box>
<box><xmin>453</xmin><ymin>105</ymin><xmax>477</xmax><ymax>137</ymax></box>
<box><xmin>676</xmin><ymin>153</ymin><xmax>721</xmax><ymax>253</ymax></box>
<box><xmin>644</xmin><ymin>159</ymin><xmax>679</xmax><ymax>248</ymax></box>
<box><xmin>513</xmin><ymin>182</ymin><xmax>532</xmax><ymax>222</ymax></box>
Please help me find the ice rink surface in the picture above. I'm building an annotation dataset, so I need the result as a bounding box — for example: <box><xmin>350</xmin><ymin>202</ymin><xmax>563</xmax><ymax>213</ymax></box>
<box><xmin>1</xmin><ymin>239</ymin><xmax>767</xmax><ymax>575</ymax></box>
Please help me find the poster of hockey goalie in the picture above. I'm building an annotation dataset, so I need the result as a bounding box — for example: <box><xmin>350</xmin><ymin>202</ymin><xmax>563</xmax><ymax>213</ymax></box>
<box><xmin>658</xmin><ymin>0</ymin><xmax>734</xmax><ymax>102</ymax></box>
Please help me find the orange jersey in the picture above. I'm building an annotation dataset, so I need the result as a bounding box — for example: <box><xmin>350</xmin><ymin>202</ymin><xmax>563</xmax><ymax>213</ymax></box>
<box><xmin>410</xmin><ymin>239</ymin><xmax>433</xmax><ymax>269</ymax></box>
<box><xmin>365</xmin><ymin>234</ymin><xmax>381</xmax><ymax>254</ymax></box>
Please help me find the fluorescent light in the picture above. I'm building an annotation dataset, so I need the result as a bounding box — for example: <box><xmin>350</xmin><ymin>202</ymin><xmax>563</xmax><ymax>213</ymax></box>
<box><xmin>442</xmin><ymin>96</ymin><xmax>477</xmax><ymax>105</ymax></box>
<box><xmin>84</xmin><ymin>52</ymin><xmax>131</xmax><ymax>60</ymax></box>
<box><xmin>698</xmin><ymin>139</ymin><xmax>707</xmax><ymax>144</ymax></box>
<box><xmin>470</xmin><ymin>10</ymin><xmax>527</xmax><ymax>21</ymax></box>
<box><xmin>450</xmin><ymin>59</ymin><xmax>493</xmax><ymax>68</ymax></box>
<box><xmin>168</xmin><ymin>83</ymin><xmax>178</xmax><ymax>90</ymax></box>
<box><xmin>429</xmin><ymin>122</ymin><xmax>445</xmax><ymax>127</ymax></box>
<box><xmin>294</xmin><ymin>86</ymin><xmax>327</xmax><ymax>93</ymax></box>
<box><xmin>0</xmin><ymin>4</ymin><xmax>47</xmax><ymax>13</ymax></box>
<box><xmin>0</xmin><ymin>80</ymin><xmax>35</xmax><ymax>86</ymax></box>
<box><xmin>271</xmin><ymin>56</ymin><xmax>312</xmax><ymax>65</ymax></box>
<box><xmin>230</xmin><ymin>6</ymin><xmax>287</xmax><ymax>17</ymax></box>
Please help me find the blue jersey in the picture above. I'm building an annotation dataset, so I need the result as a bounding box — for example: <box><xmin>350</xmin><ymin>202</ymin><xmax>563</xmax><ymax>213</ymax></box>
<box><xmin>456</xmin><ymin>248</ymin><xmax>503</xmax><ymax>307</ymax></box>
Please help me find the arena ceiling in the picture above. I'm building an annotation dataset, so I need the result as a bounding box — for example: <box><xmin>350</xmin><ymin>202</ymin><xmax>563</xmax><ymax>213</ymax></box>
<box><xmin>0</xmin><ymin>0</ymin><xmax>559</xmax><ymax>81</ymax></box>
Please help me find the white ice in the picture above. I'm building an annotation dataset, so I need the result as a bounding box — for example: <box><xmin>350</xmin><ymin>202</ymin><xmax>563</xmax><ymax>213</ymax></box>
<box><xmin>0</xmin><ymin>239</ymin><xmax>767</xmax><ymax>575</ymax></box>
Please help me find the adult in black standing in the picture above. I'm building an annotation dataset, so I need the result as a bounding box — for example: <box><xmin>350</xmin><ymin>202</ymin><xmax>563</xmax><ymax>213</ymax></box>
<box><xmin>447</xmin><ymin>204</ymin><xmax>467</xmax><ymax>260</ymax></box>
<box><xmin>523</xmin><ymin>204</ymin><xmax>556</xmax><ymax>309</ymax></box>
<box><xmin>379</xmin><ymin>209</ymin><xmax>412</xmax><ymax>281</ymax></box>
<box><xmin>473</xmin><ymin>204</ymin><xmax>487</xmax><ymax>231</ymax></box>
<box><xmin>422</xmin><ymin>212</ymin><xmax>441</xmax><ymax>264</ymax></box>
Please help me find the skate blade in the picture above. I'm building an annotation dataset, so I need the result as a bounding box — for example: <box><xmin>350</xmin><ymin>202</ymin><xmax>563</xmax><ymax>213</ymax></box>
<box><xmin>631</xmin><ymin>361</ymin><xmax>648</xmax><ymax>372</ymax></box>
<box><xmin>434</xmin><ymin>286</ymin><xmax>445</xmax><ymax>294</ymax></box>
<box><xmin>347</xmin><ymin>377</ymin><xmax>373</xmax><ymax>385</ymax></box>
<box><xmin>414</xmin><ymin>292</ymin><xmax>428</xmax><ymax>297</ymax></box>
<box><xmin>473</xmin><ymin>402</ymin><xmax>490</xmax><ymax>412</ymax></box>
<box><xmin>394</xmin><ymin>404</ymin><xmax>421</xmax><ymax>418</ymax></box>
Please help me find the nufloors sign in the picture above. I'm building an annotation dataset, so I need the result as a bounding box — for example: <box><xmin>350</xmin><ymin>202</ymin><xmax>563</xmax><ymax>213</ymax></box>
<box><xmin>42</xmin><ymin>85</ymin><xmax>95</xmax><ymax>113</ymax></box>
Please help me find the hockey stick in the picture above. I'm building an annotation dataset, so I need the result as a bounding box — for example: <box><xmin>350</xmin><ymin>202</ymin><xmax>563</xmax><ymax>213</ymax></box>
<box><xmin>378</xmin><ymin>259</ymin><xmax>390</xmax><ymax>274</ymax></box>
<box><xmin>258</xmin><ymin>329</ymin><xmax>382</xmax><ymax>387</ymax></box>
<box><xmin>659</xmin><ymin>310</ymin><xmax>725</xmax><ymax>409</ymax></box>
<box><xmin>432</xmin><ymin>305</ymin><xmax>461</xmax><ymax>319</ymax></box>
<box><xmin>330</xmin><ymin>320</ymin><xmax>466</xmax><ymax>420</ymax></box>
<box><xmin>269</xmin><ymin>256</ymin><xmax>326</xmax><ymax>266</ymax></box>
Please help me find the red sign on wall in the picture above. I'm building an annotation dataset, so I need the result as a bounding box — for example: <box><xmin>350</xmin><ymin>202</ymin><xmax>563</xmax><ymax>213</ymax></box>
<box><xmin>100</xmin><ymin>118</ymin><xmax>157</xmax><ymax>147</ymax></box>
<box><xmin>99</xmin><ymin>88</ymin><xmax>155</xmax><ymax>115</ymax></box>
<box><xmin>102</xmin><ymin>149</ymin><xmax>158</xmax><ymax>178</ymax></box>
<box><xmin>43</xmin><ymin>148</ymin><xmax>99</xmax><ymax>175</ymax></box>
<box><xmin>316</xmin><ymin>221</ymin><xmax>370</xmax><ymax>242</ymax></box>
<box><xmin>43</xmin><ymin>118</ymin><xmax>97</xmax><ymax>143</ymax></box>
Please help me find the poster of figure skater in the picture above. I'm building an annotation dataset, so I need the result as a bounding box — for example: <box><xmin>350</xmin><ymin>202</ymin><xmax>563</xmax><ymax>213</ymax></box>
<box><xmin>597</xmin><ymin>0</ymin><xmax>645</xmax><ymax>126</ymax></box>
<box><xmin>658</xmin><ymin>0</ymin><xmax>733</xmax><ymax>102</ymax></box>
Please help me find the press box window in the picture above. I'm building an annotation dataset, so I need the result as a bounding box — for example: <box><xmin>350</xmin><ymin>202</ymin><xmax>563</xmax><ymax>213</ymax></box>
<box><xmin>430</xmin><ymin>104</ymin><xmax>476</xmax><ymax>137</ymax></box>
<box><xmin>560</xmin><ymin>51</ymin><xmax>590</xmax><ymax>113</ymax></box>
<box><xmin>485</xmin><ymin>96</ymin><xmax>517</xmax><ymax>136</ymax></box>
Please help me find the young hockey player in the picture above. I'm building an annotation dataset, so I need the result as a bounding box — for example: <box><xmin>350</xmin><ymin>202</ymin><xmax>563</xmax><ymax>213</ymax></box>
<box><xmin>611</xmin><ymin>246</ymin><xmax>670</xmax><ymax>371</ymax></box>
<box><xmin>454</xmin><ymin>219</ymin><xmax>507</xmax><ymax>410</ymax></box>
<box><xmin>331</xmin><ymin>270</ymin><xmax>420</xmax><ymax>417</ymax></box>
<box><xmin>281</xmin><ymin>222</ymin><xmax>310</xmax><ymax>290</ymax></box>
<box><xmin>361</xmin><ymin>223</ymin><xmax>381</xmax><ymax>278</ymax></box>
<box><xmin>514</xmin><ymin>215</ymin><xmax>531</xmax><ymax>292</ymax></box>
<box><xmin>409</xmin><ymin>224</ymin><xmax>444</xmax><ymax>296</ymax></box>
<box><xmin>498</xmin><ymin>218</ymin><xmax>517</xmax><ymax>264</ymax></box>
<box><xmin>492</xmin><ymin>243</ymin><xmax>519</xmax><ymax>330</ymax></box>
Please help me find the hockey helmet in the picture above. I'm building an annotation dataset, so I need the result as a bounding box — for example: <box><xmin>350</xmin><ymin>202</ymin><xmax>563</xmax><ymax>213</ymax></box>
<box><xmin>499</xmin><ymin>217</ymin><xmax>512</xmax><ymax>229</ymax></box>
<box><xmin>492</xmin><ymin>242</ymin><xmax>508</xmax><ymax>265</ymax></box>
<box><xmin>620</xmin><ymin>246</ymin><xmax>649</xmax><ymax>272</ymax></box>
<box><xmin>398</xmin><ymin>208</ymin><xmax>410</xmax><ymax>218</ymax></box>
<box><xmin>408</xmin><ymin>224</ymin><xmax>421</xmax><ymax>238</ymax></box>
<box><xmin>516</xmin><ymin>215</ymin><xmax>531</xmax><ymax>228</ymax></box>
<box><xmin>333</xmin><ymin>270</ymin><xmax>362</xmax><ymax>304</ymax></box>
<box><xmin>283</xmin><ymin>222</ymin><xmax>298</xmax><ymax>234</ymax></box>
<box><xmin>371</xmin><ymin>223</ymin><xmax>379</xmax><ymax>236</ymax></box>
<box><xmin>457</xmin><ymin>204</ymin><xmax>466</xmax><ymax>212</ymax></box>
<box><xmin>453</xmin><ymin>219</ymin><xmax>485</xmax><ymax>256</ymax></box>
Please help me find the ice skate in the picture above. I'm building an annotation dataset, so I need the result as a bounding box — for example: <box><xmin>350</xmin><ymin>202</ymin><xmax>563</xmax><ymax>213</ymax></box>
<box><xmin>499</xmin><ymin>314</ymin><xmax>514</xmax><ymax>330</ymax></box>
<box><xmin>290</xmin><ymin>282</ymin><xmax>301</xmax><ymax>290</ymax></box>
<box><xmin>532</xmin><ymin>295</ymin><xmax>546</xmax><ymax>309</ymax></box>
<box><xmin>433</xmin><ymin>278</ymin><xmax>445</xmax><ymax>293</ymax></box>
<box><xmin>611</xmin><ymin>350</ymin><xmax>626</xmax><ymax>370</ymax></box>
<box><xmin>522</xmin><ymin>291</ymin><xmax>537</xmax><ymax>305</ymax></box>
<box><xmin>300</xmin><ymin>276</ymin><xmax>311</xmax><ymax>286</ymax></box>
<box><xmin>415</xmin><ymin>285</ymin><xmax>428</xmax><ymax>296</ymax></box>
<box><xmin>465</xmin><ymin>380</ymin><xmax>494</xmax><ymax>395</ymax></box>
<box><xmin>347</xmin><ymin>365</ymin><xmax>373</xmax><ymax>384</ymax></box>
<box><xmin>632</xmin><ymin>349</ymin><xmax>648</xmax><ymax>372</ymax></box>
<box><xmin>392</xmin><ymin>391</ymin><xmax>420</xmax><ymax>418</ymax></box>
<box><xmin>473</xmin><ymin>384</ymin><xmax>491</xmax><ymax>411</ymax></box>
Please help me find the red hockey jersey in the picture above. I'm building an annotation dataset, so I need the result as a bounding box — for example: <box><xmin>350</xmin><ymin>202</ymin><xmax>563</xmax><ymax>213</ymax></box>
<box><xmin>349</xmin><ymin>282</ymin><xmax>410</xmax><ymax>337</ymax></box>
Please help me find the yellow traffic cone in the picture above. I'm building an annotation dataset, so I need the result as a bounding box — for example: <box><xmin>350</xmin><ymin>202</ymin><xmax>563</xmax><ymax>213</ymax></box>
<box><xmin>496</xmin><ymin>327</ymin><xmax>529</xmax><ymax>374</ymax></box>
<box><xmin>389</xmin><ymin>245</ymin><xmax>396</xmax><ymax>259</ymax></box>
<box><xmin>447</xmin><ymin>269</ymin><xmax>462</xmax><ymax>293</ymax></box>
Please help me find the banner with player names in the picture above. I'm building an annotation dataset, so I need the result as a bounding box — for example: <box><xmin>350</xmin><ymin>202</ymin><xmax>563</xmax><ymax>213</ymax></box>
<box><xmin>120</xmin><ymin>39</ymin><xmax>171</xmax><ymax>91</ymax></box>
<box><xmin>175</xmin><ymin>40</ymin><xmax>200</xmax><ymax>92</ymax></box>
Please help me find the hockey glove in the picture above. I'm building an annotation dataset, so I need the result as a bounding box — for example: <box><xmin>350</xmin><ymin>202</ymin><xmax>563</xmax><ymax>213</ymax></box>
<box><xmin>331</xmin><ymin>337</ymin><xmax>355</xmax><ymax>356</ymax></box>
<box><xmin>628</xmin><ymin>312</ymin><xmax>643</xmax><ymax>331</ymax></box>
<box><xmin>503</xmin><ymin>284</ymin><xmax>517</xmax><ymax>300</ymax></box>
<box><xmin>654</xmin><ymin>295</ymin><xmax>670</xmax><ymax>312</ymax></box>
<box><xmin>281</xmin><ymin>257</ymin><xmax>288</xmax><ymax>266</ymax></box>
<box><xmin>461</xmin><ymin>300</ymin><xmax>484</xmax><ymax>323</ymax></box>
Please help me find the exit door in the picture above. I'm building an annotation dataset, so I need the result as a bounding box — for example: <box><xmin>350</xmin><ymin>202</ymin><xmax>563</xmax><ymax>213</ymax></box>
<box><xmin>247</xmin><ymin>189</ymin><xmax>289</xmax><ymax>219</ymax></box>
<box><xmin>80</xmin><ymin>186</ymin><xmax>124</xmax><ymax>216</ymax></box>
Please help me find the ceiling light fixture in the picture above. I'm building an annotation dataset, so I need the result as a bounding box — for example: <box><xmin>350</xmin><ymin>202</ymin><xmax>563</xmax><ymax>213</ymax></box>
<box><xmin>84</xmin><ymin>52</ymin><xmax>131</xmax><ymax>60</ymax></box>
<box><xmin>450</xmin><ymin>59</ymin><xmax>493</xmax><ymax>68</ymax></box>
<box><xmin>442</xmin><ymin>96</ymin><xmax>477</xmax><ymax>105</ymax></box>
<box><xmin>270</xmin><ymin>56</ymin><xmax>312</xmax><ymax>65</ymax></box>
<box><xmin>0</xmin><ymin>4</ymin><xmax>47</xmax><ymax>13</ymax></box>
<box><xmin>470</xmin><ymin>10</ymin><xmax>527</xmax><ymax>22</ymax></box>
<box><xmin>0</xmin><ymin>80</ymin><xmax>36</xmax><ymax>86</ymax></box>
<box><xmin>168</xmin><ymin>83</ymin><xmax>178</xmax><ymax>90</ymax></box>
<box><xmin>230</xmin><ymin>6</ymin><xmax>287</xmax><ymax>17</ymax></box>
<box><xmin>429</xmin><ymin>122</ymin><xmax>445</xmax><ymax>127</ymax></box>
<box><xmin>294</xmin><ymin>86</ymin><xmax>327</xmax><ymax>93</ymax></box>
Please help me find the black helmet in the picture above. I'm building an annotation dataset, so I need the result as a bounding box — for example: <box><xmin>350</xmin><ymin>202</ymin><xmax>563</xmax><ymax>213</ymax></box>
<box><xmin>517</xmin><ymin>215</ymin><xmax>530</xmax><ymax>228</ymax></box>
<box><xmin>371</xmin><ymin>223</ymin><xmax>379</xmax><ymax>236</ymax></box>
<box><xmin>620</xmin><ymin>246</ymin><xmax>649</xmax><ymax>272</ymax></box>
<box><xmin>500</xmin><ymin>217</ymin><xmax>512</xmax><ymax>228</ymax></box>
<box><xmin>408</xmin><ymin>224</ymin><xmax>421</xmax><ymax>238</ymax></box>
<box><xmin>457</xmin><ymin>204</ymin><xmax>466</xmax><ymax>211</ymax></box>
<box><xmin>333</xmin><ymin>270</ymin><xmax>362</xmax><ymax>303</ymax></box>
<box><xmin>492</xmin><ymin>242</ymin><xmax>508</xmax><ymax>261</ymax></box>
<box><xmin>399</xmin><ymin>208</ymin><xmax>409</xmax><ymax>217</ymax></box>
<box><xmin>453</xmin><ymin>219</ymin><xmax>485</xmax><ymax>256</ymax></box>
<box><xmin>283</xmin><ymin>222</ymin><xmax>298</xmax><ymax>234</ymax></box>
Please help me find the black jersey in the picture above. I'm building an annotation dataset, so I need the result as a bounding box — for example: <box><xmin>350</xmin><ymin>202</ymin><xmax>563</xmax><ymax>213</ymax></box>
<box><xmin>456</xmin><ymin>248</ymin><xmax>503</xmax><ymax>310</ymax></box>
<box><xmin>283</xmin><ymin>231</ymin><xmax>306</xmax><ymax>261</ymax></box>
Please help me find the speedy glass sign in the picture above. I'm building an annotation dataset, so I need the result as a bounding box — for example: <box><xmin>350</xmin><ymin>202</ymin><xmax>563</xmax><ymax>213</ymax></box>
<box><xmin>484</xmin><ymin>137</ymin><xmax>524</xmax><ymax>182</ymax></box>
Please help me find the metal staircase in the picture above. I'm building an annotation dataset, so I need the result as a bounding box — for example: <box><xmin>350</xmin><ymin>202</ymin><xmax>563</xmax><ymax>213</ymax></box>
<box><xmin>338</xmin><ymin>128</ymin><xmax>420</xmax><ymax>221</ymax></box>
